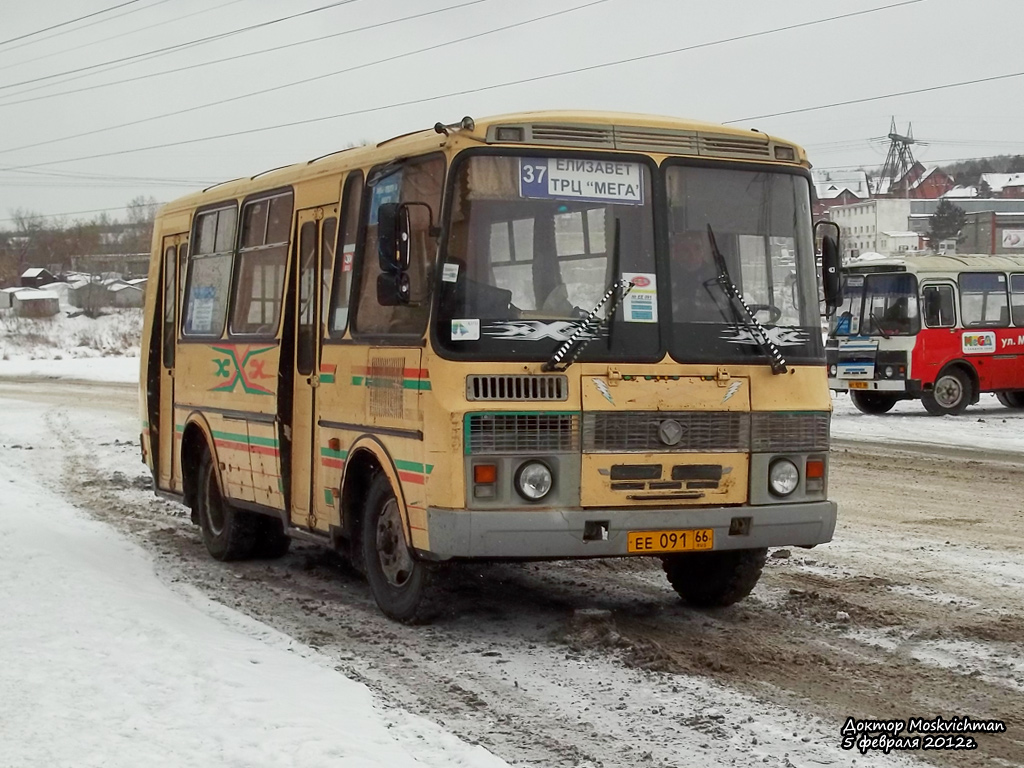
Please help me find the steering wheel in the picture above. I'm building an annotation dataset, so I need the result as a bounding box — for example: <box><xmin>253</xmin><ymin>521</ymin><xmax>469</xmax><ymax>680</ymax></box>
<box><xmin>746</xmin><ymin>303</ymin><xmax>783</xmax><ymax>324</ymax></box>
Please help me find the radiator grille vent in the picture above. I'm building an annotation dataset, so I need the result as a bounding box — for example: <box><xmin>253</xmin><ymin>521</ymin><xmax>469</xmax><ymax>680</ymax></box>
<box><xmin>751</xmin><ymin>412</ymin><xmax>831</xmax><ymax>452</ymax></box>
<box><xmin>582</xmin><ymin>412</ymin><xmax>748</xmax><ymax>453</ymax></box>
<box><xmin>528</xmin><ymin>123</ymin><xmax>614</xmax><ymax>147</ymax></box>
<box><xmin>467</xmin><ymin>413</ymin><xmax>579</xmax><ymax>454</ymax></box>
<box><xmin>466</xmin><ymin>374</ymin><xmax>568</xmax><ymax>401</ymax></box>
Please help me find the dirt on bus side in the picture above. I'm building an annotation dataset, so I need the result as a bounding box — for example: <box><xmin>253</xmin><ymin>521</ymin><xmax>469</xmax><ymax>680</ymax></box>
<box><xmin>5</xmin><ymin>376</ymin><xmax>1023</xmax><ymax>768</ymax></box>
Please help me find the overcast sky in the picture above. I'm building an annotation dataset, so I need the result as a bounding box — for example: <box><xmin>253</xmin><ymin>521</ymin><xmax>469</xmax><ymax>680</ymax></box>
<box><xmin>2</xmin><ymin>0</ymin><xmax>1022</xmax><ymax>226</ymax></box>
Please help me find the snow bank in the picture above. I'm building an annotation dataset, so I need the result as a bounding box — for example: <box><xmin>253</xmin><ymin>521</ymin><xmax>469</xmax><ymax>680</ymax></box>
<box><xmin>0</xmin><ymin>413</ymin><xmax>509</xmax><ymax>768</ymax></box>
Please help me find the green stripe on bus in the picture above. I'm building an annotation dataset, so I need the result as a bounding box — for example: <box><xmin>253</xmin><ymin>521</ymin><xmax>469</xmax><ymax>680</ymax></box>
<box><xmin>394</xmin><ymin>459</ymin><xmax>433</xmax><ymax>474</ymax></box>
<box><xmin>320</xmin><ymin>447</ymin><xmax>348</xmax><ymax>459</ymax></box>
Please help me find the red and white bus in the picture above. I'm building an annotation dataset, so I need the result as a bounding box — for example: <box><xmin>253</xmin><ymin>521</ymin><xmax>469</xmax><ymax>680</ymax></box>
<box><xmin>827</xmin><ymin>254</ymin><xmax>1024</xmax><ymax>415</ymax></box>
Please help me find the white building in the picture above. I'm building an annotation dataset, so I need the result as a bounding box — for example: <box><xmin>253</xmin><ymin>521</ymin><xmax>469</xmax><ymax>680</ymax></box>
<box><xmin>830</xmin><ymin>199</ymin><xmax>912</xmax><ymax>258</ymax></box>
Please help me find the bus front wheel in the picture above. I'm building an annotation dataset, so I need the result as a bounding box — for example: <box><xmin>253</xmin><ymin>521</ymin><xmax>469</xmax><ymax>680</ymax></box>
<box><xmin>196</xmin><ymin>447</ymin><xmax>258</xmax><ymax>561</ymax></box>
<box><xmin>661</xmin><ymin>548</ymin><xmax>767</xmax><ymax>608</ymax></box>
<box><xmin>361</xmin><ymin>473</ymin><xmax>436</xmax><ymax>623</ymax></box>
<box><xmin>850</xmin><ymin>390</ymin><xmax>898</xmax><ymax>414</ymax></box>
<box><xmin>922</xmin><ymin>369</ymin><xmax>972</xmax><ymax>416</ymax></box>
<box><xmin>996</xmin><ymin>391</ymin><xmax>1024</xmax><ymax>409</ymax></box>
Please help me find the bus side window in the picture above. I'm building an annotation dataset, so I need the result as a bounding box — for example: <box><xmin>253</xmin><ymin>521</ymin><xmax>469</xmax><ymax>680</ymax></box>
<box><xmin>328</xmin><ymin>171</ymin><xmax>363</xmax><ymax>336</ymax></box>
<box><xmin>1011</xmin><ymin>274</ymin><xmax>1024</xmax><ymax>326</ymax></box>
<box><xmin>959</xmin><ymin>272</ymin><xmax>1009</xmax><ymax>328</ymax></box>
<box><xmin>353</xmin><ymin>155</ymin><xmax>445</xmax><ymax>336</ymax></box>
<box><xmin>231</xmin><ymin>191</ymin><xmax>294</xmax><ymax>336</ymax></box>
<box><xmin>182</xmin><ymin>204</ymin><xmax>236</xmax><ymax>338</ymax></box>
<box><xmin>922</xmin><ymin>285</ymin><xmax>955</xmax><ymax>328</ymax></box>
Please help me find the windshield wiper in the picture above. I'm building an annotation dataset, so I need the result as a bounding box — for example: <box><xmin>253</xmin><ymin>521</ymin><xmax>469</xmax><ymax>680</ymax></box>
<box><xmin>543</xmin><ymin>222</ymin><xmax>633</xmax><ymax>372</ymax></box>
<box><xmin>706</xmin><ymin>225</ymin><xmax>788</xmax><ymax>375</ymax></box>
<box><xmin>866</xmin><ymin>313</ymin><xmax>891</xmax><ymax>339</ymax></box>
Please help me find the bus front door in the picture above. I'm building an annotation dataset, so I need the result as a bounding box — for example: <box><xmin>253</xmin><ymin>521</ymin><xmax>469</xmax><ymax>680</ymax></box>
<box><xmin>288</xmin><ymin>208</ymin><xmax>335</xmax><ymax>531</ymax></box>
<box><xmin>158</xmin><ymin>235</ymin><xmax>185</xmax><ymax>492</ymax></box>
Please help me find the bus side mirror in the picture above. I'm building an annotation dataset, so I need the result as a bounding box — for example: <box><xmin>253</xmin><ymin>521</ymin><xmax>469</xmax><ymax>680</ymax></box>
<box><xmin>377</xmin><ymin>203</ymin><xmax>410</xmax><ymax>274</ymax></box>
<box><xmin>377</xmin><ymin>271</ymin><xmax>411</xmax><ymax>306</ymax></box>
<box><xmin>816</xmin><ymin>220</ymin><xmax>843</xmax><ymax>311</ymax></box>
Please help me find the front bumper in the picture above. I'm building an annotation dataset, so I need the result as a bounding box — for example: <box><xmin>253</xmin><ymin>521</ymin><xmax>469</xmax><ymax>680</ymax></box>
<box><xmin>422</xmin><ymin>500</ymin><xmax>837</xmax><ymax>560</ymax></box>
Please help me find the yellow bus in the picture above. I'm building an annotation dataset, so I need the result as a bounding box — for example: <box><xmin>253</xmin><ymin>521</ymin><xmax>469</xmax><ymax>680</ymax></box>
<box><xmin>140</xmin><ymin>111</ymin><xmax>842</xmax><ymax>622</ymax></box>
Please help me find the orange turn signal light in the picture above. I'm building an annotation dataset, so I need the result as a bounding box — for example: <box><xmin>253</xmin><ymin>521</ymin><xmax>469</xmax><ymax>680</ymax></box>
<box><xmin>474</xmin><ymin>464</ymin><xmax>497</xmax><ymax>484</ymax></box>
<box><xmin>806</xmin><ymin>459</ymin><xmax>825</xmax><ymax>479</ymax></box>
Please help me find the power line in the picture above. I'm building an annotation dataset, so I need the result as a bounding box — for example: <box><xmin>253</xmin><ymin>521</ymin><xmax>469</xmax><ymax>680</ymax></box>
<box><xmin>0</xmin><ymin>203</ymin><xmax>166</xmax><ymax>225</ymax></box>
<box><xmin>724</xmin><ymin>70</ymin><xmax>1024</xmax><ymax>124</ymax></box>
<box><xmin>0</xmin><ymin>0</ymin><xmax>242</xmax><ymax>75</ymax></box>
<box><xmin>0</xmin><ymin>0</ymin><xmax>490</xmax><ymax>109</ymax></box>
<box><xmin>0</xmin><ymin>0</ymin><xmax>603</xmax><ymax>158</ymax></box>
<box><xmin>0</xmin><ymin>0</ymin><xmax>143</xmax><ymax>49</ymax></box>
<box><xmin>0</xmin><ymin>0</ymin><xmax>363</xmax><ymax>93</ymax></box>
<box><xmin>0</xmin><ymin>0</ymin><xmax>920</xmax><ymax>166</ymax></box>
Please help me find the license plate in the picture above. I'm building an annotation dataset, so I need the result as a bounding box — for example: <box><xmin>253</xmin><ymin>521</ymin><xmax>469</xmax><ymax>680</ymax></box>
<box><xmin>627</xmin><ymin>528</ymin><xmax>714</xmax><ymax>554</ymax></box>
<box><xmin>848</xmin><ymin>381</ymin><xmax>868</xmax><ymax>389</ymax></box>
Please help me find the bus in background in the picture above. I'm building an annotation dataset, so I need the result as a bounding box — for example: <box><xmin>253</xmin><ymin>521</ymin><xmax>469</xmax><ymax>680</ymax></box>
<box><xmin>827</xmin><ymin>253</ymin><xmax>1024</xmax><ymax>415</ymax></box>
<box><xmin>141</xmin><ymin>111</ymin><xmax>842</xmax><ymax>623</ymax></box>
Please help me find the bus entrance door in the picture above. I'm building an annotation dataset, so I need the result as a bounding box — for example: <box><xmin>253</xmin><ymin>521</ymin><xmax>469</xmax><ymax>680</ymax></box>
<box><xmin>157</xmin><ymin>235</ymin><xmax>185</xmax><ymax>492</ymax></box>
<box><xmin>288</xmin><ymin>208</ymin><xmax>331</xmax><ymax>531</ymax></box>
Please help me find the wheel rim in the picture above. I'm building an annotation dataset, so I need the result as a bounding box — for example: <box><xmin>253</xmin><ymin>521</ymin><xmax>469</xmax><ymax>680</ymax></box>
<box><xmin>376</xmin><ymin>498</ymin><xmax>414</xmax><ymax>588</ymax></box>
<box><xmin>933</xmin><ymin>374</ymin><xmax>964</xmax><ymax>409</ymax></box>
<box><xmin>204</xmin><ymin>470</ymin><xmax>226</xmax><ymax>535</ymax></box>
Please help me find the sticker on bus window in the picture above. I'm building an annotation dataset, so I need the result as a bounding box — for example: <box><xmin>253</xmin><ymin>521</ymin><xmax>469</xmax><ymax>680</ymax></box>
<box><xmin>190</xmin><ymin>299</ymin><xmax>214</xmax><ymax>332</ymax></box>
<box><xmin>962</xmin><ymin>331</ymin><xmax>995</xmax><ymax>354</ymax></box>
<box><xmin>519</xmin><ymin>158</ymin><xmax>644</xmax><ymax>205</ymax></box>
<box><xmin>342</xmin><ymin>245</ymin><xmax>355</xmax><ymax>272</ymax></box>
<box><xmin>369</xmin><ymin>172</ymin><xmax>402</xmax><ymax>225</ymax></box>
<box><xmin>451</xmin><ymin>318</ymin><xmax>480</xmax><ymax>341</ymax></box>
<box><xmin>621</xmin><ymin>272</ymin><xmax>658</xmax><ymax>323</ymax></box>
<box><xmin>442</xmin><ymin>262</ymin><xmax>460</xmax><ymax>283</ymax></box>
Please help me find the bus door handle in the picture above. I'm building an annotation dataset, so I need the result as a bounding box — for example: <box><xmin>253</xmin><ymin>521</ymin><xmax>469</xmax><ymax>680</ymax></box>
<box><xmin>306</xmin><ymin>374</ymin><xmax>320</xmax><ymax>388</ymax></box>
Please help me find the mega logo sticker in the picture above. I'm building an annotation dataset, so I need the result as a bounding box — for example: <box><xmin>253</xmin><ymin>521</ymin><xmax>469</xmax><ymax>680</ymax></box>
<box><xmin>962</xmin><ymin>331</ymin><xmax>995</xmax><ymax>354</ymax></box>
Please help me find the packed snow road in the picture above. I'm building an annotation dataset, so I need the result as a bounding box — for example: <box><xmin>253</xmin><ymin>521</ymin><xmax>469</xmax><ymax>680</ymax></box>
<box><xmin>1</xmin><ymin>375</ymin><xmax>1022</xmax><ymax>768</ymax></box>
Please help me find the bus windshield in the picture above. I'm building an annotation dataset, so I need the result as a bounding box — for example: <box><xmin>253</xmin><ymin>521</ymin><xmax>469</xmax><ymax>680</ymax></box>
<box><xmin>663</xmin><ymin>164</ymin><xmax>822</xmax><ymax>364</ymax></box>
<box><xmin>833</xmin><ymin>271</ymin><xmax>919</xmax><ymax>336</ymax></box>
<box><xmin>436</xmin><ymin>152</ymin><xmax>660</xmax><ymax>362</ymax></box>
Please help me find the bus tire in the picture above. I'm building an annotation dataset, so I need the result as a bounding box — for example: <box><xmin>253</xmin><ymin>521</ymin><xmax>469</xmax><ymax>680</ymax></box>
<box><xmin>849</xmin><ymin>390</ymin><xmax>898</xmax><ymax>414</ymax></box>
<box><xmin>253</xmin><ymin>515</ymin><xmax>291</xmax><ymax>559</ymax></box>
<box><xmin>361</xmin><ymin>473</ymin><xmax>436</xmax><ymax>623</ymax></box>
<box><xmin>921</xmin><ymin>368</ymin><xmax>972</xmax><ymax>416</ymax></box>
<box><xmin>996</xmin><ymin>391</ymin><xmax>1024</xmax><ymax>409</ymax></box>
<box><xmin>661</xmin><ymin>548</ymin><xmax>767</xmax><ymax>608</ymax></box>
<box><xmin>196</xmin><ymin>447</ymin><xmax>258</xmax><ymax>561</ymax></box>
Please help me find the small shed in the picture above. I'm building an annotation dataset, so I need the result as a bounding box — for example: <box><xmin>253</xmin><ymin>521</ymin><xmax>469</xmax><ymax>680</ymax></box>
<box><xmin>69</xmin><ymin>281</ymin><xmax>112</xmax><ymax>310</ymax></box>
<box><xmin>13</xmin><ymin>289</ymin><xmax>60</xmax><ymax>317</ymax></box>
<box><xmin>109</xmin><ymin>282</ymin><xmax>144</xmax><ymax>308</ymax></box>
<box><xmin>20</xmin><ymin>267</ymin><xmax>57</xmax><ymax>288</ymax></box>
<box><xmin>0</xmin><ymin>286</ymin><xmax>23</xmax><ymax>309</ymax></box>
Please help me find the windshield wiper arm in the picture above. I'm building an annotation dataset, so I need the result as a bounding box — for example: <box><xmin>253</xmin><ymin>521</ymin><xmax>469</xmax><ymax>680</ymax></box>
<box><xmin>706</xmin><ymin>225</ymin><xmax>787</xmax><ymax>375</ymax></box>
<box><xmin>867</xmin><ymin>313</ymin><xmax>891</xmax><ymax>339</ymax></box>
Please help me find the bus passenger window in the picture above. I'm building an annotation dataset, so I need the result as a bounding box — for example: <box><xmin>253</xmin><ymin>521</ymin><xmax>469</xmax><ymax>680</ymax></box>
<box><xmin>959</xmin><ymin>272</ymin><xmax>1008</xmax><ymax>328</ymax></box>
<box><xmin>1011</xmin><ymin>274</ymin><xmax>1024</xmax><ymax>326</ymax></box>
<box><xmin>231</xmin><ymin>191</ymin><xmax>294</xmax><ymax>336</ymax></box>
<box><xmin>183</xmin><ymin>205</ymin><xmax>236</xmax><ymax>337</ymax></box>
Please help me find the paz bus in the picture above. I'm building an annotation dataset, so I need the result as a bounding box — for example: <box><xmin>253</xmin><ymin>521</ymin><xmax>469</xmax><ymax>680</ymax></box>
<box><xmin>140</xmin><ymin>111</ymin><xmax>842</xmax><ymax>622</ymax></box>
<box><xmin>827</xmin><ymin>253</ymin><xmax>1024</xmax><ymax>416</ymax></box>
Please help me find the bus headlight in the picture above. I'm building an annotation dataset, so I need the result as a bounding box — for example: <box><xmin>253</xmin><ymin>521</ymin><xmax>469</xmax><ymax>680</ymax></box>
<box><xmin>884</xmin><ymin>365</ymin><xmax>895</xmax><ymax>378</ymax></box>
<box><xmin>768</xmin><ymin>459</ymin><xmax>799</xmax><ymax>497</ymax></box>
<box><xmin>829</xmin><ymin>364</ymin><xmax>838</xmax><ymax>376</ymax></box>
<box><xmin>515</xmin><ymin>461</ymin><xmax>553</xmax><ymax>502</ymax></box>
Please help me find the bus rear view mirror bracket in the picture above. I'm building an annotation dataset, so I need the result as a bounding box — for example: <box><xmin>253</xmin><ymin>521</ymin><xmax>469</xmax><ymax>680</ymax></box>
<box><xmin>815</xmin><ymin>220</ymin><xmax>843</xmax><ymax>312</ymax></box>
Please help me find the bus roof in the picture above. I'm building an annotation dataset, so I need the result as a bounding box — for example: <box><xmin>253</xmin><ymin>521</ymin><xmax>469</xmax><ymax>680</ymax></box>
<box><xmin>157</xmin><ymin>110</ymin><xmax>808</xmax><ymax>217</ymax></box>
<box><xmin>845</xmin><ymin>253</ymin><xmax>1024</xmax><ymax>274</ymax></box>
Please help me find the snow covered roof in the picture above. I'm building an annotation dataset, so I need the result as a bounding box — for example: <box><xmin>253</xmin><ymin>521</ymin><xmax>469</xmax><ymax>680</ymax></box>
<box><xmin>812</xmin><ymin>169</ymin><xmax>870</xmax><ymax>200</ymax></box>
<box><xmin>881</xmin><ymin>231</ymin><xmax>919</xmax><ymax>237</ymax></box>
<box><xmin>980</xmin><ymin>173</ymin><xmax>1024</xmax><ymax>193</ymax></box>
<box><xmin>109</xmin><ymin>283</ymin><xmax>142</xmax><ymax>293</ymax></box>
<box><xmin>20</xmin><ymin>267</ymin><xmax>50</xmax><ymax>278</ymax></box>
<box><xmin>944</xmin><ymin>185</ymin><xmax>977</xmax><ymax>198</ymax></box>
<box><xmin>15</xmin><ymin>290</ymin><xmax>59</xmax><ymax>301</ymax></box>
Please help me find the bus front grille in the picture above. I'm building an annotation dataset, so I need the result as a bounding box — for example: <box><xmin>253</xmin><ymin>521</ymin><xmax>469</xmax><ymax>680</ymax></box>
<box><xmin>466</xmin><ymin>413</ymin><xmax>579</xmax><ymax>454</ymax></box>
<box><xmin>750</xmin><ymin>412</ymin><xmax>831</xmax><ymax>452</ymax></box>
<box><xmin>466</xmin><ymin>374</ymin><xmax>568</xmax><ymax>401</ymax></box>
<box><xmin>583</xmin><ymin>412</ymin><xmax>748</xmax><ymax>453</ymax></box>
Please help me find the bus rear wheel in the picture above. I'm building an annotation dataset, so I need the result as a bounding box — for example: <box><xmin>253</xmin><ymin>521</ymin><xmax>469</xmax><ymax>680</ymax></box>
<box><xmin>922</xmin><ymin>369</ymin><xmax>972</xmax><ymax>416</ymax></box>
<box><xmin>196</xmin><ymin>447</ymin><xmax>258</xmax><ymax>561</ymax></box>
<box><xmin>661</xmin><ymin>548</ymin><xmax>767</xmax><ymax>608</ymax></box>
<box><xmin>361</xmin><ymin>473</ymin><xmax>436</xmax><ymax>623</ymax></box>
<box><xmin>850</xmin><ymin>391</ymin><xmax>899</xmax><ymax>414</ymax></box>
<box><xmin>996</xmin><ymin>391</ymin><xmax>1024</xmax><ymax>409</ymax></box>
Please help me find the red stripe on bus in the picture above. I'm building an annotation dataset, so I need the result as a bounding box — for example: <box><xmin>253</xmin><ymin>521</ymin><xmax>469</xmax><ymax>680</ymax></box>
<box><xmin>398</xmin><ymin>471</ymin><xmax>425</xmax><ymax>485</ymax></box>
<box><xmin>321</xmin><ymin>458</ymin><xmax>345</xmax><ymax>470</ymax></box>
